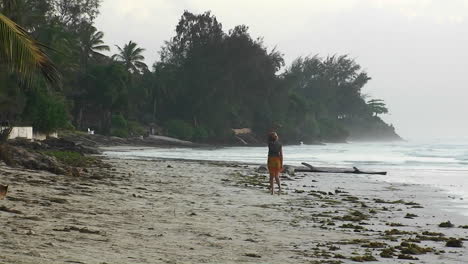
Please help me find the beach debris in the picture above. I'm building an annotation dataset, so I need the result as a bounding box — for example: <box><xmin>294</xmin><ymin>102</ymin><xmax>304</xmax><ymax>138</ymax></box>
<box><xmin>335</xmin><ymin>210</ymin><xmax>369</xmax><ymax>222</ymax></box>
<box><xmin>0</xmin><ymin>205</ymin><xmax>23</xmax><ymax>214</ymax></box>
<box><xmin>361</xmin><ymin>241</ymin><xmax>387</xmax><ymax>248</ymax></box>
<box><xmin>438</xmin><ymin>221</ymin><xmax>454</xmax><ymax>228</ymax></box>
<box><xmin>256</xmin><ymin>165</ymin><xmax>267</xmax><ymax>173</ymax></box>
<box><xmin>380</xmin><ymin>247</ymin><xmax>396</xmax><ymax>258</ymax></box>
<box><xmin>0</xmin><ymin>184</ymin><xmax>7</xmax><ymax>199</ymax></box>
<box><xmin>404</xmin><ymin>213</ymin><xmax>418</xmax><ymax>219</ymax></box>
<box><xmin>445</xmin><ymin>238</ymin><xmax>463</xmax><ymax>247</ymax></box>
<box><xmin>295</xmin><ymin>162</ymin><xmax>387</xmax><ymax>175</ymax></box>
<box><xmin>340</xmin><ymin>223</ymin><xmax>365</xmax><ymax>231</ymax></box>
<box><xmin>244</xmin><ymin>253</ymin><xmax>261</xmax><ymax>258</ymax></box>
<box><xmin>416</xmin><ymin>231</ymin><xmax>447</xmax><ymax>242</ymax></box>
<box><xmin>386</xmin><ymin>222</ymin><xmax>405</xmax><ymax>227</ymax></box>
<box><xmin>384</xmin><ymin>229</ymin><xmax>413</xmax><ymax>236</ymax></box>
<box><xmin>53</xmin><ymin>226</ymin><xmax>102</xmax><ymax>235</ymax></box>
<box><xmin>396</xmin><ymin>242</ymin><xmax>433</xmax><ymax>255</ymax></box>
<box><xmin>350</xmin><ymin>254</ymin><xmax>377</xmax><ymax>262</ymax></box>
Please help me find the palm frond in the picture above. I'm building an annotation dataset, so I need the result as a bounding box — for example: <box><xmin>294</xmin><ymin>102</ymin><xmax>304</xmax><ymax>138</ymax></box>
<box><xmin>111</xmin><ymin>53</ymin><xmax>124</xmax><ymax>61</ymax></box>
<box><xmin>91</xmin><ymin>51</ymin><xmax>108</xmax><ymax>58</ymax></box>
<box><xmin>93</xmin><ymin>44</ymin><xmax>110</xmax><ymax>51</ymax></box>
<box><xmin>134</xmin><ymin>61</ymin><xmax>148</xmax><ymax>70</ymax></box>
<box><xmin>0</xmin><ymin>14</ymin><xmax>60</xmax><ymax>86</ymax></box>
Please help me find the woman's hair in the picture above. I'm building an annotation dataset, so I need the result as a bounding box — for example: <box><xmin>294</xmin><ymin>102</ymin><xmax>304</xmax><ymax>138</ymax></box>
<box><xmin>268</xmin><ymin>132</ymin><xmax>278</xmax><ymax>142</ymax></box>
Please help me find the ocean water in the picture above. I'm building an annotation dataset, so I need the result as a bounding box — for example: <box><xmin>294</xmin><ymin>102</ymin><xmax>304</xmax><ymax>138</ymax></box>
<box><xmin>104</xmin><ymin>139</ymin><xmax>468</xmax><ymax>213</ymax></box>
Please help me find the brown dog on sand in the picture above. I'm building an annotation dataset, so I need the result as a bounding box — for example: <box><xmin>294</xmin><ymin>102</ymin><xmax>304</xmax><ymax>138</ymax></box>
<box><xmin>0</xmin><ymin>185</ymin><xmax>8</xmax><ymax>199</ymax></box>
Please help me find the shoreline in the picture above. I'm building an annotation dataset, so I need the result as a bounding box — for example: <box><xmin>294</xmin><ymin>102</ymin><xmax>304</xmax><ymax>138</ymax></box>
<box><xmin>1</xmin><ymin>150</ymin><xmax>467</xmax><ymax>263</ymax></box>
<box><xmin>102</xmin><ymin>145</ymin><xmax>468</xmax><ymax>214</ymax></box>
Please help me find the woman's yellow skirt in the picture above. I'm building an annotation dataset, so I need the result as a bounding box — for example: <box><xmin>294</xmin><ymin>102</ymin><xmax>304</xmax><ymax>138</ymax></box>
<box><xmin>267</xmin><ymin>156</ymin><xmax>282</xmax><ymax>174</ymax></box>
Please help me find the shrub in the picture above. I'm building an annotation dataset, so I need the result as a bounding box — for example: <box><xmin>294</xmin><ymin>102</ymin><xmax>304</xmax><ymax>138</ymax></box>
<box><xmin>23</xmin><ymin>90</ymin><xmax>69</xmax><ymax>133</ymax></box>
<box><xmin>128</xmin><ymin>121</ymin><xmax>146</xmax><ymax>136</ymax></box>
<box><xmin>165</xmin><ymin>119</ymin><xmax>194</xmax><ymax>140</ymax></box>
<box><xmin>43</xmin><ymin>151</ymin><xmax>94</xmax><ymax>167</ymax></box>
<box><xmin>111</xmin><ymin>114</ymin><xmax>128</xmax><ymax>137</ymax></box>
<box><xmin>111</xmin><ymin>128</ymin><xmax>128</xmax><ymax>138</ymax></box>
<box><xmin>193</xmin><ymin>126</ymin><xmax>209</xmax><ymax>142</ymax></box>
<box><xmin>111</xmin><ymin>114</ymin><xmax>127</xmax><ymax>129</ymax></box>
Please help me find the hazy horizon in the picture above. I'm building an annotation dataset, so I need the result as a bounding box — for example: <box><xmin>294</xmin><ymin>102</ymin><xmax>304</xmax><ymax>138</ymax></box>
<box><xmin>96</xmin><ymin>0</ymin><xmax>468</xmax><ymax>141</ymax></box>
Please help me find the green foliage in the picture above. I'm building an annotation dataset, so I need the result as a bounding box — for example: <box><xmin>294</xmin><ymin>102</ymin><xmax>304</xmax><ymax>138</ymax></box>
<box><xmin>165</xmin><ymin>119</ymin><xmax>194</xmax><ymax>140</ymax></box>
<box><xmin>367</xmin><ymin>99</ymin><xmax>388</xmax><ymax>116</ymax></box>
<box><xmin>0</xmin><ymin>13</ymin><xmax>60</xmax><ymax>86</ymax></box>
<box><xmin>127</xmin><ymin>121</ymin><xmax>146</xmax><ymax>136</ymax></box>
<box><xmin>193</xmin><ymin>126</ymin><xmax>210</xmax><ymax>142</ymax></box>
<box><xmin>112</xmin><ymin>40</ymin><xmax>147</xmax><ymax>73</ymax></box>
<box><xmin>111</xmin><ymin>114</ymin><xmax>128</xmax><ymax>138</ymax></box>
<box><xmin>0</xmin><ymin>7</ymin><xmax>396</xmax><ymax>143</ymax></box>
<box><xmin>318</xmin><ymin>119</ymin><xmax>349</xmax><ymax>142</ymax></box>
<box><xmin>111</xmin><ymin>114</ymin><xmax>127</xmax><ymax>129</ymax></box>
<box><xmin>43</xmin><ymin>150</ymin><xmax>94</xmax><ymax>167</ymax></box>
<box><xmin>22</xmin><ymin>90</ymin><xmax>68</xmax><ymax>133</ymax></box>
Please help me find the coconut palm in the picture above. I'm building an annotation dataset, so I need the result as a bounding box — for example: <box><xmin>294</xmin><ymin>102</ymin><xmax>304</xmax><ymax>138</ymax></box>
<box><xmin>112</xmin><ymin>40</ymin><xmax>148</xmax><ymax>74</ymax></box>
<box><xmin>0</xmin><ymin>13</ymin><xmax>60</xmax><ymax>86</ymax></box>
<box><xmin>79</xmin><ymin>24</ymin><xmax>109</xmax><ymax>68</ymax></box>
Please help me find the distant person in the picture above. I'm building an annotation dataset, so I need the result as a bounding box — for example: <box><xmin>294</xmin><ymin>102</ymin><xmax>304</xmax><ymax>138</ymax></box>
<box><xmin>267</xmin><ymin>132</ymin><xmax>283</xmax><ymax>195</ymax></box>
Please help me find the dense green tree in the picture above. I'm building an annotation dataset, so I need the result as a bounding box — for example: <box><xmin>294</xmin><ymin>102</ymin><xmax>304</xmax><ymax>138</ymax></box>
<box><xmin>367</xmin><ymin>99</ymin><xmax>388</xmax><ymax>116</ymax></box>
<box><xmin>22</xmin><ymin>89</ymin><xmax>68</xmax><ymax>133</ymax></box>
<box><xmin>50</xmin><ymin>0</ymin><xmax>101</xmax><ymax>30</ymax></box>
<box><xmin>0</xmin><ymin>5</ymin><xmax>397</xmax><ymax>143</ymax></box>
<box><xmin>155</xmin><ymin>11</ymin><xmax>285</xmax><ymax>140</ymax></box>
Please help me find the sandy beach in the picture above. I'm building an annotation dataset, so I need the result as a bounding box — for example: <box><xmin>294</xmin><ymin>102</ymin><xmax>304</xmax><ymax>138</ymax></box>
<box><xmin>1</xmin><ymin>151</ymin><xmax>467</xmax><ymax>264</ymax></box>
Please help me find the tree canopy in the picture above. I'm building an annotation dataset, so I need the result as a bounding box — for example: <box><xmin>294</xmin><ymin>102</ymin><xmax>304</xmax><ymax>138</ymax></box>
<box><xmin>0</xmin><ymin>6</ymin><xmax>399</xmax><ymax>142</ymax></box>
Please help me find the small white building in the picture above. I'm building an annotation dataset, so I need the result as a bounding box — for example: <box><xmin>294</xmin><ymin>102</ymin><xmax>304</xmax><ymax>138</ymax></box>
<box><xmin>1</xmin><ymin>126</ymin><xmax>58</xmax><ymax>141</ymax></box>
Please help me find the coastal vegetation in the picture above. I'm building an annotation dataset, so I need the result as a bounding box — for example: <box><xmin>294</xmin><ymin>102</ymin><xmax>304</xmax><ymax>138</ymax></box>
<box><xmin>0</xmin><ymin>1</ymin><xmax>399</xmax><ymax>143</ymax></box>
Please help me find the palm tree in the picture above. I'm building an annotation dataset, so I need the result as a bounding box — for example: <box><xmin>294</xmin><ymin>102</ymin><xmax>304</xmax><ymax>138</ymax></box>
<box><xmin>79</xmin><ymin>24</ymin><xmax>109</xmax><ymax>69</ymax></box>
<box><xmin>112</xmin><ymin>41</ymin><xmax>148</xmax><ymax>74</ymax></box>
<box><xmin>0</xmin><ymin>13</ymin><xmax>60</xmax><ymax>86</ymax></box>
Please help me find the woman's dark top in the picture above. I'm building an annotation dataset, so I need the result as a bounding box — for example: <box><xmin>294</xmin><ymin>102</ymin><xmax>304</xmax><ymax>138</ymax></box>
<box><xmin>268</xmin><ymin>141</ymin><xmax>282</xmax><ymax>157</ymax></box>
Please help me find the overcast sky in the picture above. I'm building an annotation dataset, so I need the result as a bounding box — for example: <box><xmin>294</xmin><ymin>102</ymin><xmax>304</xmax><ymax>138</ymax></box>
<box><xmin>95</xmin><ymin>0</ymin><xmax>468</xmax><ymax>140</ymax></box>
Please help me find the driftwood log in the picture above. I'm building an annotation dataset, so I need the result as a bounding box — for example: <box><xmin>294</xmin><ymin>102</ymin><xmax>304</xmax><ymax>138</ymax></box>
<box><xmin>295</xmin><ymin>162</ymin><xmax>387</xmax><ymax>175</ymax></box>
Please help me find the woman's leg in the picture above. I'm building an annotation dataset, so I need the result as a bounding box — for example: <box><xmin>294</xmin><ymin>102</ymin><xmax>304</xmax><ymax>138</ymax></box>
<box><xmin>274</xmin><ymin>171</ymin><xmax>281</xmax><ymax>194</ymax></box>
<box><xmin>269</xmin><ymin>171</ymin><xmax>274</xmax><ymax>195</ymax></box>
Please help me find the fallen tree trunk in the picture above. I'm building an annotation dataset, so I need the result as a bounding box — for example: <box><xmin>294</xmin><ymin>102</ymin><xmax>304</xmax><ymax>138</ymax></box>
<box><xmin>295</xmin><ymin>162</ymin><xmax>387</xmax><ymax>175</ymax></box>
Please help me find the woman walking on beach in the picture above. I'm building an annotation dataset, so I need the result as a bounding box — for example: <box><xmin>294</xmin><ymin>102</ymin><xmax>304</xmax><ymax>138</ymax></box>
<box><xmin>267</xmin><ymin>132</ymin><xmax>283</xmax><ymax>195</ymax></box>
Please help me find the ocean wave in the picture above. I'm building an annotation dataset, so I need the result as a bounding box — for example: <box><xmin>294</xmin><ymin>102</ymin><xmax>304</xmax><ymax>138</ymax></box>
<box><xmin>343</xmin><ymin>160</ymin><xmax>401</xmax><ymax>166</ymax></box>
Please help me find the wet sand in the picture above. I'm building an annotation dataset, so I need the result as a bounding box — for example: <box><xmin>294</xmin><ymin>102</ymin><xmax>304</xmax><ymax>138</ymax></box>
<box><xmin>1</xmin><ymin>155</ymin><xmax>467</xmax><ymax>263</ymax></box>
